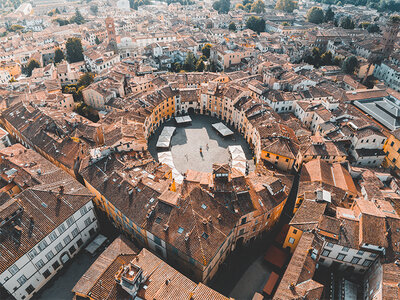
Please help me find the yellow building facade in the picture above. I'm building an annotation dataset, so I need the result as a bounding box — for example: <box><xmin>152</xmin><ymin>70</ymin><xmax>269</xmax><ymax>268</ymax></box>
<box><xmin>383</xmin><ymin>132</ymin><xmax>400</xmax><ymax>171</ymax></box>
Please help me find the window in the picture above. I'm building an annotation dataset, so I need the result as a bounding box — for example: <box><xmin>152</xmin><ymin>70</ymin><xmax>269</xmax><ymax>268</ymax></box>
<box><xmin>45</xmin><ymin>250</ymin><xmax>54</xmax><ymax>261</ymax></box>
<box><xmin>241</xmin><ymin>217</ymin><xmax>247</xmax><ymax>225</ymax></box>
<box><xmin>202</xmin><ymin>232</ymin><xmax>209</xmax><ymax>240</ymax></box>
<box><xmin>52</xmin><ymin>261</ymin><xmax>60</xmax><ymax>270</ymax></box>
<box><xmin>28</xmin><ymin>249</ymin><xmax>38</xmax><ymax>260</ymax></box>
<box><xmin>321</xmin><ymin>249</ymin><xmax>331</xmax><ymax>257</ymax></box>
<box><xmin>69</xmin><ymin>245</ymin><xmax>76</xmax><ymax>255</ymax></box>
<box><xmin>38</xmin><ymin>240</ymin><xmax>48</xmax><ymax>252</ymax></box>
<box><xmin>155</xmin><ymin>217</ymin><xmax>162</xmax><ymax>224</ymax></box>
<box><xmin>77</xmin><ymin>238</ymin><xmax>83</xmax><ymax>247</ymax></box>
<box><xmin>84</xmin><ymin>217</ymin><xmax>91</xmax><ymax>227</ymax></box>
<box><xmin>351</xmin><ymin>257</ymin><xmax>361</xmax><ymax>264</ymax></box>
<box><xmin>319</xmin><ymin>258</ymin><xmax>325</xmax><ymax>263</ymax></box>
<box><xmin>63</xmin><ymin>235</ymin><xmax>72</xmax><ymax>245</ymax></box>
<box><xmin>293</xmin><ymin>229</ymin><xmax>298</xmax><ymax>234</ymax></box>
<box><xmin>154</xmin><ymin>236</ymin><xmax>162</xmax><ymax>246</ymax></box>
<box><xmin>356</xmin><ymin>250</ymin><xmax>364</xmax><ymax>255</ymax></box>
<box><xmin>391</xmin><ymin>141</ymin><xmax>395</xmax><ymax>147</ymax></box>
<box><xmin>17</xmin><ymin>275</ymin><xmax>27</xmax><ymax>286</ymax></box>
<box><xmin>55</xmin><ymin>243</ymin><xmax>63</xmax><ymax>253</ymax></box>
<box><xmin>362</xmin><ymin>259</ymin><xmax>372</xmax><ymax>267</ymax></box>
<box><xmin>370</xmin><ymin>253</ymin><xmax>377</xmax><ymax>258</ymax></box>
<box><xmin>201</xmin><ymin>204</ymin><xmax>207</xmax><ymax>210</ymax></box>
<box><xmin>43</xmin><ymin>269</ymin><xmax>51</xmax><ymax>279</ymax></box>
<box><xmin>9</xmin><ymin>264</ymin><xmax>19</xmax><ymax>275</ymax></box>
<box><xmin>49</xmin><ymin>231</ymin><xmax>57</xmax><ymax>242</ymax></box>
<box><xmin>336</xmin><ymin>253</ymin><xmax>346</xmax><ymax>261</ymax></box>
<box><xmin>342</xmin><ymin>247</ymin><xmax>349</xmax><ymax>252</ymax></box>
<box><xmin>72</xmin><ymin>228</ymin><xmax>79</xmax><ymax>237</ymax></box>
<box><xmin>80</xmin><ymin>206</ymin><xmax>88</xmax><ymax>216</ymax></box>
<box><xmin>35</xmin><ymin>259</ymin><xmax>45</xmax><ymax>269</ymax></box>
<box><xmin>25</xmin><ymin>284</ymin><xmax>35</xmax><ymax>295</ymax></box>
<box><xmin>326</xmin><ymin>242</ymin><xmax>334</xmax><ymax>248</ymax></box>
<box><xmin>177</xmin><ymin>227</ymin><xmax>184</xmax><ymax>234</ymax></box>
<box><xmin>66</xmin><ymin>216</ymin><xmax>75</xmax><ymax>227</ymax></box>
<box><xmin>58</xmin><ymin>224</ymin><xmax>66</xmax><ymax>235</ymax></box>
<box><xmin>288</xmin><ymin>237</ymin><xmax>295</xmax><ymax>244</ymax></box>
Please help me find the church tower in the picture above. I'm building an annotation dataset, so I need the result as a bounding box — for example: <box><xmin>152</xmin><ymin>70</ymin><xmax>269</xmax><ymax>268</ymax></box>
<box><xmin>382</xmin><ymin>16</ymin><xmax>400</xmax><ymax>59</ymax></box>
<box><xmin>105</xmin><ymin>17</ymin><xmax>116</xmax><ymax>44</ymax></box>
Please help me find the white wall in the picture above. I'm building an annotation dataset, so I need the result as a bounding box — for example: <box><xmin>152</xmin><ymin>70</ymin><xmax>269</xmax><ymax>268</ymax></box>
<box><xmin>0</xmin><ymin>201</ymin><xmax>98</xmax><ymax>300</ymax></box>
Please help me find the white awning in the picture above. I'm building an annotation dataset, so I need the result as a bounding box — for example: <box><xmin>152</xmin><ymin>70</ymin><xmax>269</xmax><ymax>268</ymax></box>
<box><xmin>175</xmin><ymin>115</ymin><xmax>192</xmax><ymax>124</ymax></box>
<box><xmin>212</xmin><ymin>122</ymin><xmax>234</xmax><ymax>137</ymax></box>
<box><xmin>156</xmin><ymin>126</ymin><xmax>176</xmax><ymax>148</ymax></box>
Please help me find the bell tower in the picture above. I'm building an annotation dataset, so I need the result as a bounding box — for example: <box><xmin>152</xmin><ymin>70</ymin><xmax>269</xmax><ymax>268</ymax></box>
<box><xmin>105</xmin><ymin>17</ymin><xmax>116</xmax><ymax>44</ymax></box>
<box><xmin>382</xmin><ymin>16</ymin><xmax>400</xmax><ymax>59</ymax></box>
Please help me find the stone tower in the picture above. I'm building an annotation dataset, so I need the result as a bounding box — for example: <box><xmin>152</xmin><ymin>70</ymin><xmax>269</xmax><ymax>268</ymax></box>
<box><xmin>105</xmin><ymin>17</ymin><xmax>116</xmax><ymax>44</ymax></box>
<box><xmin>382</xmin><ymin>16</ymin><xmax>400</xmax><ymax>59</ymax></box>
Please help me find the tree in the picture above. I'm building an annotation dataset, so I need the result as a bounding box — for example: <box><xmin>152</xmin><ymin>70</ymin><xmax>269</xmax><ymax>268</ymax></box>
<box><xmin>69</xmin><ymin>8</ymin><xmax>85</xmax><ymax>25</ymax></box>
<box><xmin>228</xmin><ymin>22</ymin><xmax>237</xmax><ymax>31</ymax></box>
<box><xmin>246</xmin><ymin>16</ymin><xmax>265</xmax><ymax>34</ymax></box>
<box><xmin>54</xmin><ymin>18</ymin><xmax>69</xmax><ymax>26</ymax></box>
<box><xmin>307</xmin><ymin>7</ymin><xmax>324</xmax><ymax>24</ymax></box>
<box><xmin>25</xmin><ymin>59</ymin><xmax>40</xmax><ymax>77</ymax></box>
<box><xmin>196</xmin><ymin>59</ymin><xmax>205</xmax><ymax>72</ymax></box>
<box><xmin>340</xmin><ymin>16</ymin><xmax>355</xmax><ymax>29</ymax></box>
<box><xmin>183</xmin><ymin>52</ymin><xmax>197</xmax><ymax>71</ymax></box>
<box><xmin>304</xmin><ymin>47</ymin><xmax>335</xmax><ymax>68</ymax></box>
<box><xmin>129</xmin><ymin>0</ymin><xmax>151</xmax><ymax>10</ymax></box>
<box><xmin>8</xmin><ymin>24</ymin><xmax>24</xmax><ymax>32</ymax></box>
<box><xmin>321</xmin><ymin>51</ymin><xmax>333</xmax><ymax>66</ymax></box>
<box><xmin>202</xmin><ymin>44</ymin><xmax>212</xmax><ymax>59</ymax></box>
<box><xmin>171</xmin><ymin>62</ymin><xmax>182</xmax><ymax>73</ymax></box>
<box><xmin>206</xmin><ymin>60</ymin><xmax>218</xmax><ymax>72</ymax></box>
<box><xmin>342</xmin><ymin>56</ymin><xmax>358</xmax><ymax>74</ymax></box>
<box><xmin>359</xmin><ymin>22</ymin><xmax>370</xmax><ymax>29</ymax></box>
<box><xmin>367</xmin><ymin>23</ymin><xmax>380</xmax><ymax>33</ymax></box>
<box><xmin>275</xmin><ymin>0</ymin><xmax>298</xmax><ymax>13</ymax></box>
<box><xmin>251</xmin><ymin>0</ymin><xmax>265</xmax><ymax>14</ymax></box>
<box><xmin>74</xmin><ymin>102</ymin><xmax>99</xmax><ymax>122</ymax></box>
<box><xmin>77</xmin><ymin>72</ymin><xmax>94</xmax><ymax>88</ymax></box>
<box><xmin>236</xmin><ymin>3</ymin><xmax>245</xmax><ymax>10</ymax></box>
<box><xmin>324</xmin><ymin>6</ymin><xmax>334</xmax><ymax>22</ymax></box>
<box><xmin>333</xmin><ymin>56</ymin><xmax>343</xmax><ymax>66</ymax></box>
<box><xmin>90</xmin><ymin>4</ymin><xmax>98</xmax><ymax>15</ymax></box>
<box><xmin>66</xmin><ymin>37</ymin><xmax>84</xmax><ymax>63</ymax></box>
<box><xmin>213</xmin><ymin>0</ymin><xmax>230</xmax><ymax>14</ymax></box>
<box><xmin>54</xmin><ymin>48</ymin><xmax>64</xmax><ymax>63</ymax></box>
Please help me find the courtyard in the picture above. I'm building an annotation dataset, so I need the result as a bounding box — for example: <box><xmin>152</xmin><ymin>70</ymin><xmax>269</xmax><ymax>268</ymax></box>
<box><xmin>148</xmin><ymin>114</ymin><xmax>255</xmax><ymax>174</ymax></box>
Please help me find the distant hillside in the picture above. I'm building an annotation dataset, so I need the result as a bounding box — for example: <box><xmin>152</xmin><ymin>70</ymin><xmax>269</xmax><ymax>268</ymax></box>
<box><xmin>315</xmin><ymin>0</ymin><xmax>400</xmax><ymax>12</ymax></box>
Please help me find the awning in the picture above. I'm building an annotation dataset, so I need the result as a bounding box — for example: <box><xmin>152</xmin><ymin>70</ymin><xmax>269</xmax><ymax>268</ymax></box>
<box><xmin>175</xmin><ymin>115</ymin><xmax>192</xmax><ymax>124</ymax></box>
<box><xmin>212</xmin><ymin>122</ymin><xmax>234</xmax><ymax>137</ymax></box>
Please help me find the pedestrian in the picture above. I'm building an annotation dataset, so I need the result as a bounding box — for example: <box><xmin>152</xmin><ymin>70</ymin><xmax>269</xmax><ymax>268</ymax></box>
<box><xmin>206</xmin><ymin>143</ymin><xmax>209</xmax><ymax>151</ymax></box>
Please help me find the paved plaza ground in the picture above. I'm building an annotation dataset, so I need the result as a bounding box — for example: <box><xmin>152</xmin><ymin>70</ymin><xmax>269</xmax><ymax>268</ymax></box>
<box><xmin>148</xmin><ymin>114</ymin><xmax>255</xmax><ymax>174</ymax></box>
<box><xmin>33</xmin><ymin>251</ymin><xmax>99</xmax><ymax>300</ymax></box>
